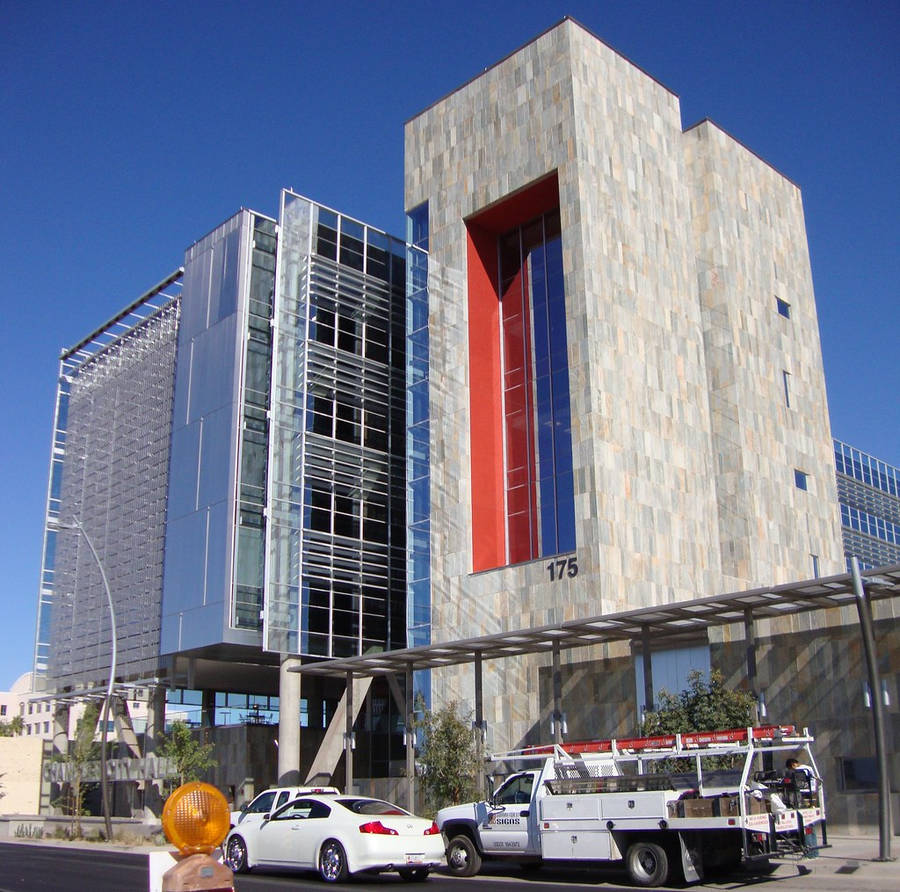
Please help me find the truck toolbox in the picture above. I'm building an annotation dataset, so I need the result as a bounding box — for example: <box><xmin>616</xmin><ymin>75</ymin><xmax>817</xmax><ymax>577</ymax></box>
<box><xmin>541</xmin><ymin>828</ymin><xmax>616</xmax><ymax>861</ymax></box>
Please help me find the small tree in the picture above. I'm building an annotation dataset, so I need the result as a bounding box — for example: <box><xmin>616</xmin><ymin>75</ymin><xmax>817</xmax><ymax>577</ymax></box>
<box><xmin>0</xmin><ymin>716</ymin><xmax>24</xmax><ymax>737</ymax></box>
<box><xmin>158</xmin><ymin>721</ymin><xmax>216</xmax><ymax>791</ymax></box>
<box><xmin>641</xmin><ymin>669</ymin><xmax>757</xmax><ymax>771</ymax></box>
<box><xmin>641</xmin><ymin>669</ymin><xmax>756</xmax><ymax>736</ymax></box>
<box><xmin>62</xmin><ymin>702</ymin><xmax>100</xmax><ymax>836</ymax></box>
<box><xmin>414</xmin><ymin>698</ymin><xmax>479</xmax><ymax>814</ymax></box>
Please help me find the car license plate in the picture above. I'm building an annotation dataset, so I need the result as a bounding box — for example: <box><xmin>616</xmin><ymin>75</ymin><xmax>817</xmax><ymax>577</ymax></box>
<box><xmin>406</xmin><ymin>854</ymin><xmax>425</xmax><ymax>864</ymax></box>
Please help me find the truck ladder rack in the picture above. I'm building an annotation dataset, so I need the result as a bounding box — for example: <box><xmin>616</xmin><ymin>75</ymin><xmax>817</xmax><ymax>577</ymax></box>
<box><xmin>511</xmin><ymin>724</ymin><xmax>805</xmax><ymax>761</ymax></box>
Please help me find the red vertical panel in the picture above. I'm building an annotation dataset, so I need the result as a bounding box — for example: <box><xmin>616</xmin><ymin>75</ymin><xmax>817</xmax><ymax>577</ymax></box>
<box><xmin>502</xmin><ymin>262</ymin><xmax>537</xmax><ymax>563</ymax></box>
<box><xmin>466</xmin><ymin>224</ymin><xmax>505</xmax><ymax>572</ymax></box>
<box><xmin>466</xmin><ymin>173</ymin><xmax>559</xmax><ymax>571</ymax></box>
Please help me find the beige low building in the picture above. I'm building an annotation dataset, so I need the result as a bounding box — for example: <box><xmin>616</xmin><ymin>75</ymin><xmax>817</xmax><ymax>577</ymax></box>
<box><xmin>0</xmin><ymin>736</ymin><xmax>44</xmax><ymax>817</ymax></box>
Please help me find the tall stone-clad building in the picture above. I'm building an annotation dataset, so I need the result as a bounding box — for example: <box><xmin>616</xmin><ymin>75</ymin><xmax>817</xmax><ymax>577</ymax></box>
<box><xmin>404</xmin><ymin>18</ymin><xmax>844</xmax><ymax>746</ymax></box>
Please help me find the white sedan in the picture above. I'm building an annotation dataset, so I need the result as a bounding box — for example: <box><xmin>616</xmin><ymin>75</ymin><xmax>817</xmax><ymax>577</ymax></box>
<box><xmin>224</xmin><ymin>794</ymin><xmax>445</xmax><ymax>882</ymax></box>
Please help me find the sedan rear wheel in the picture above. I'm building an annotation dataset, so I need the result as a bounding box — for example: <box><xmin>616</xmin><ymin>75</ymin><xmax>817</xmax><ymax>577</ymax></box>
<box><xmin>319</xmin><ymin>838</ymin><xmax>349</xmax><ymax>883</ymax></box>
<box><xmin>225</xmin><ymin>834</ymin><xmax>249</xmax><ymax>874</ymax></box>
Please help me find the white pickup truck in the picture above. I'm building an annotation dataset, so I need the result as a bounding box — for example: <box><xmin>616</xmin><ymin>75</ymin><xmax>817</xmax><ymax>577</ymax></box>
<box><xmin>230</xmin><ymin>783</ymin><xmax>340</xmax><ymax>829</ymax></box>
<box><xmin>437</xmin><ymin>725</ymin><xmax>826</xmax><ymax>887</ymax></box>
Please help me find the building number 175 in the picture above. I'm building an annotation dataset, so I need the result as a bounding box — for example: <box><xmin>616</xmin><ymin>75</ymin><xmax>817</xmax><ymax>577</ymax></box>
<box><xmin>547</xmin><ymin>556</ymin><xmax>578</xmax><ymax>581</ymax></box>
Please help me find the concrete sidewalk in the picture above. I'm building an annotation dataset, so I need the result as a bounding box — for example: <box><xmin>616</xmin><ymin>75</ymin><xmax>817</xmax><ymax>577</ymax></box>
<box><xmin>805</xmin><ymin>833</ymin><xmax>896</xmax><ymax>867</ymax></box>
<box><xmin>756</xmin><ymin>835</ymin><xmax>899</xmax><ymax>891</ymax></box>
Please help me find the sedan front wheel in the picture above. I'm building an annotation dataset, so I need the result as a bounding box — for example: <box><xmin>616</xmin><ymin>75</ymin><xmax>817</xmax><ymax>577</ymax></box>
<box><xmin>225</xmin><ymin>834</ymin><xmax>249</xmax><ymax>874</ymax></box>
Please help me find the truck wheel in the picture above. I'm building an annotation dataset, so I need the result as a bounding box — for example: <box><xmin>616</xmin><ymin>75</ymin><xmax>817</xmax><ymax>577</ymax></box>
<box><xmin>446</xmin><ymin>834</ymin><xmax>482</xmax><ymax>877</ymax></box>
<box><xmin>626</xmin><ymin>840</ymin><xmax>669</xmax><ymax>887</ymax></box>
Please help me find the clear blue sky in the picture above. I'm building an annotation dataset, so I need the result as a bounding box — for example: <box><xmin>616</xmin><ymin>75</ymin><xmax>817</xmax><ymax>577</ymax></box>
<box><xmin>1</xmin><ymin>1</ymin><xmax>897</xmax><ymax>690</ymax></box>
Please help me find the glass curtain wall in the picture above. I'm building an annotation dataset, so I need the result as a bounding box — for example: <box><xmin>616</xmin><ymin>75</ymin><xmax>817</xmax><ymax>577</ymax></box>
<box><xmin>834</xmin><ymin>439</ymin><xmax>900</xmax><ymax>570</ymax></box>
<box><xmin>266</xmin><ymin>191</ymin><xmax>407</xmax><ymax>658</ymax></box>
<box><xmin>32</xmin><ymin>377</ymin><xmax>68</xmax><ymax>685</ymax></box>
<box><xmin>44</xmin><ymin>276</ymin><xmax>182</xmax><ymax>689</ymax></box>
<box><xmin>233</xmin><ymin>215</ymin><xmax>277</xmax><ymax>630</ymax></box>
<box><xmin>406</xmin><ymin>203</ymin><xmax>430</xmax><ymax>650</ymax></box>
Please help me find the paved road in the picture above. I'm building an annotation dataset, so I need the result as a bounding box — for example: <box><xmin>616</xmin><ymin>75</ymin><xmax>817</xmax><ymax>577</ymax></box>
<box><xmin>1</xmin><ymin>837</ymin><xmax>896</xmax><ymax>891</ymax></box>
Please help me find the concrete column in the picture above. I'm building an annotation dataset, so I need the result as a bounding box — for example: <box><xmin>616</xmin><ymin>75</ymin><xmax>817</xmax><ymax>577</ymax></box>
<box><xmin>49</xmin><ymin>703</ymin><xmax>70</xmax><ymax>816</ymax></box>
<box><xmin>144</xmin><ymin>686</ymin><xmax>166</xmax><ymax>756</ymax></box>
<box><xmin>52</xmin><ymin>703</ymin><xmax>70</xmax><ymax>757</ymax></box>
<box><xmin>143</xmin><ymin>686</ymin><xmax>167</xmax><ymax>820</ymax></box>
<box><xmin>278</xmin><ymin>657</ymin><xmax>302</xmax><ymax>785</ymax></box>
<box><xmin>344</xmin><ymin>672</ymin><xmax>354</xmax><ymax>794</ymax></box>
<box><xmin>201</xmin><ymin>689</ymin><xmax>216</xmax><ymax>728</ymax></box>
<box><xmin>743</xmin><ymin>608</ymin><xmax>762</xmax><ymax>724</ymax></box>
<box><xmin>405</xmin><ymin>667</ymin><xmax>415</xmax><ymax>813</ymax></box>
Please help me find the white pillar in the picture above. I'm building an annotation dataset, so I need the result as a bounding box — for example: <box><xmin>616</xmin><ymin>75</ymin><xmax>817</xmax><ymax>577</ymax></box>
<box><xmin>143</xmin><ymin>686</ymin><xmax>167</xmax><ymax>819</ymax></box>
<box><xmin>52</xmin><ymin>703</ymin><xmax>70</xmax><ymax>757</ymax></box>
<box><xmin>144</xmin><ymin>686</ymin><xmax>167</xmax><ymax>756</ymax></box>
<box><xmin>278</xmin><ymin>657</ymin><xmax>302</xmax><ymax>785</ymax></box>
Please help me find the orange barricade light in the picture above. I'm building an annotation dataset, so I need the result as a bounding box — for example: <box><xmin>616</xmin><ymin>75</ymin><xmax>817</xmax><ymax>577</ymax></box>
<box><xmin>159</xmin><ymin>782</ymin><xmax>234</xmax><ymax>892</ymax></box>
<box><xmin>162</xmin><ymin>782</ymin><xmax>231</xmax><ymax>855</ymax></box>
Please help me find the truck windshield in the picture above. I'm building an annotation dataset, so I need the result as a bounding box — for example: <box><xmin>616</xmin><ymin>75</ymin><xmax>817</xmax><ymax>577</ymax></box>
<box><xmin>494</xmin><ymin>773</ymin><xmax>534</xmax><ymax>805</ymax></box>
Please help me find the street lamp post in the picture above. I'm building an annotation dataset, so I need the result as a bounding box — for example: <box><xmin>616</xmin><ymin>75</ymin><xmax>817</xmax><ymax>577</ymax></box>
<box><xmin>57</xmin><ymin>516</ymin><xmax>117</xmax><ymax>842</ymax></box>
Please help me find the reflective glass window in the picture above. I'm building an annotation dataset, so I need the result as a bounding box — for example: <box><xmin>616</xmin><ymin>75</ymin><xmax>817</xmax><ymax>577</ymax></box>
<box><xmin>497</xmin><ymin>209</ymin><xmax>575</xmax><ymax>560</ymax></box>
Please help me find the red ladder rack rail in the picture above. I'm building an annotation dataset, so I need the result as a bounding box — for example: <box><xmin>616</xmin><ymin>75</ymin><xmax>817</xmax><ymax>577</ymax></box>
<box><xmin>522</xmin><ymin>724</ymin><xmax>798</xmax><ymax>757</ymax></box>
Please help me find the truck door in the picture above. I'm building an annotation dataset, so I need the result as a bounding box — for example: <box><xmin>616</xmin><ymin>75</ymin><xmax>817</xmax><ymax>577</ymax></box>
<box><xmin>479</xmin><ymin>772</ymin><xmax>539</xmax><ymax>856</ymax></box>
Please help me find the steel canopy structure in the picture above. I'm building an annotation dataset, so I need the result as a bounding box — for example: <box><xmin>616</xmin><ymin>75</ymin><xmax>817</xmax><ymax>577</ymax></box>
<box><xmin>292</xmin><ymin>564</ymin><xmax>900</xmax><ymax>680</ymax></box>
<box><xmin>292</xmin><ymin>563</ymin><xmax>899</xmax><ymax>857</ymax></box>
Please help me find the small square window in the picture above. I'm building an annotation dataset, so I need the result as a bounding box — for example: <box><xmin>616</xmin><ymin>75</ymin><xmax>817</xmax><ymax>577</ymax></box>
<box><xmin>776</xmin><ymin>297</ymin><xmax>791</xmax><ymax>318</ymax></box>
<box><xmin>794</xmin><ymin>469</ymin><xmax>809</xmax><ymax>490</ymax></box>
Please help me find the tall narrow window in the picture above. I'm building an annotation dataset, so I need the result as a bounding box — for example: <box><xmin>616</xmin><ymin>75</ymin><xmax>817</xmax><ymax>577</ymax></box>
<box><xmin>810</xmin><ymin>554</ymin><xmax>820</xmax><ymax>577</ymax></box>
<box><xmin>466</xmin><ymin>175</ymin><xmax>575</xmax><ymax>570</ymax></box>
<box><xmin>499</xmin><ymin>210</ymin><xmax>575</xmax><ymax>562</ymax></box>
<box><xmin>782</xmin><ymin>370</ymin><xmax>791</xmax><ymax>407</ymax></box>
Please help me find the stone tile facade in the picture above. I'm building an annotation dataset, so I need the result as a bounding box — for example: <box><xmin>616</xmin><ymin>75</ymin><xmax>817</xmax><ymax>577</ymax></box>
<box><xmin>404</xmin><ymin>18</ymin><xmax>878</xmax><ymax>827</ymax></box>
